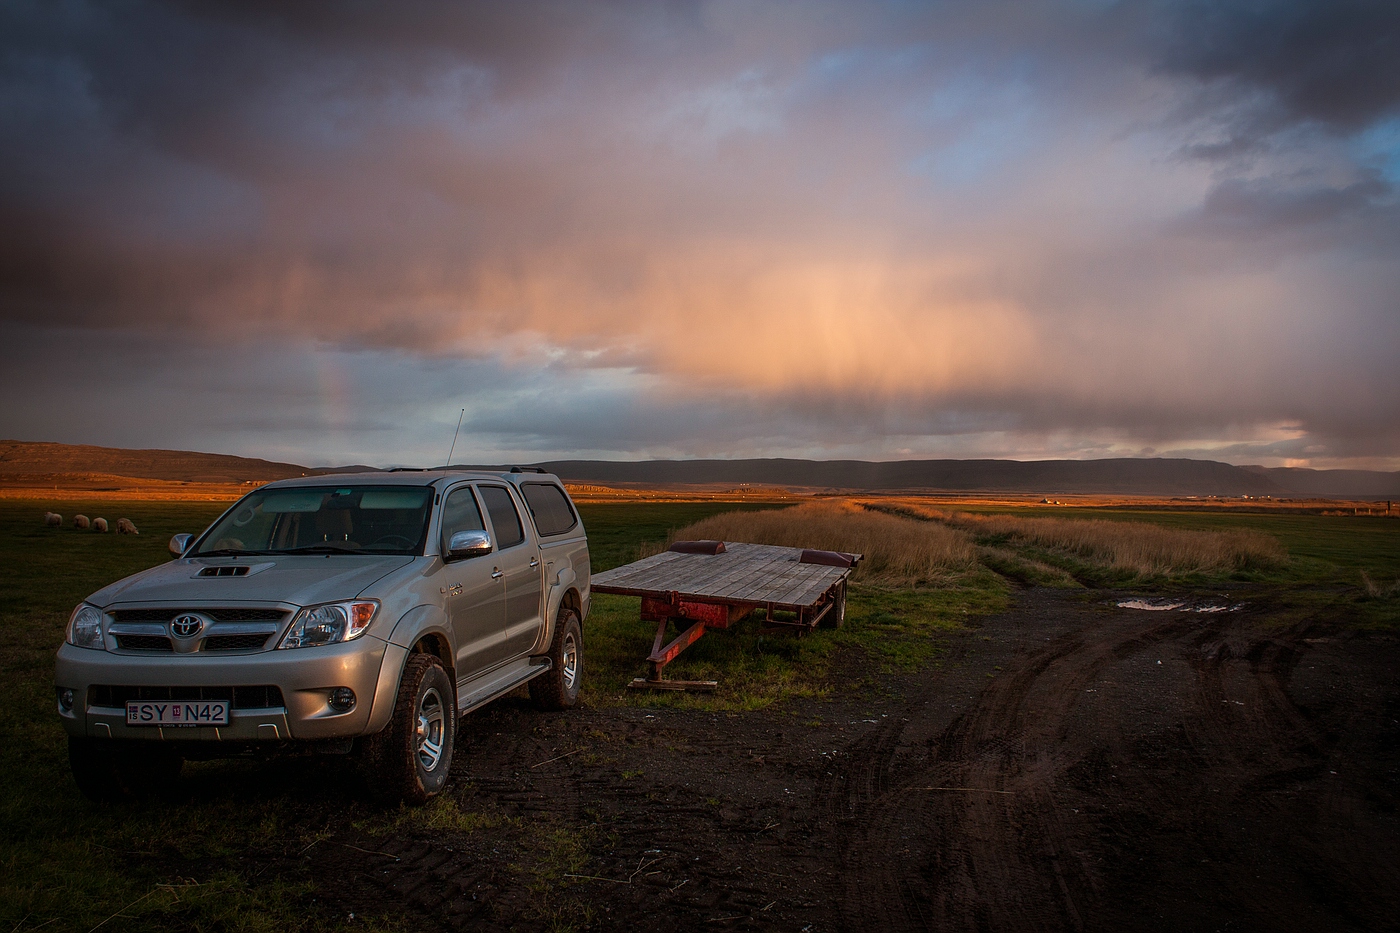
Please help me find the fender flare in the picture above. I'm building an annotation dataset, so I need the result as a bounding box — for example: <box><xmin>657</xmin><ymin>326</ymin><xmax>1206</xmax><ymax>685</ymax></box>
<box><xmin>529</xmin><ymin>567</ymin><xmax>578</xmax><ymax>655</ymax></box>
<box><xmin>365</xmin><ymin>605</ymin><xmax>454</xmax><ymax>735</ymax></box>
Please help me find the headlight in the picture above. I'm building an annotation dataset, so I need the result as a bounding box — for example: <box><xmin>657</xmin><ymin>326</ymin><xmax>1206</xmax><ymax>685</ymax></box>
<box><xmin>279</xmin><ymin>600</ymin><xmax>378</xmax><ymax>649</ymax></box>
<box><xmin>67</xmin><ymin>604</ymin><xmax>106</xmax><ymax>650</ymax></box>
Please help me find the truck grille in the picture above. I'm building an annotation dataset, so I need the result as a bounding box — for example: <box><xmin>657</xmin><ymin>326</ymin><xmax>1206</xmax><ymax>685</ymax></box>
<box><xmin>111</xmin><ymin>608</ymin><xmax>288</xmax><ymax>624</ymax></box>
<box><xmin>114</xmin><ymin>634</ymin><xmax>174</xmax><ymax>652</ymax></box>
<box><xmin>108</xmin><ymin>607</ymin><xmax>287</xmax><ymax>653</ymax></box>
<box><xmin>88</xmin><ymin>685</ymin><xmax>285</xmax><ymax>710</ymax></box>
<box><xmin>202</xmin><ymin>633</ymin><xmax>273</xmax><ymax>651</ymax></box>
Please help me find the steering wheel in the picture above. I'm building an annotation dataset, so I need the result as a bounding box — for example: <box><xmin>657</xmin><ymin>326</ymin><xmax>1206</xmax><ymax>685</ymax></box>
<box><xmin>368</xmin><ymin>534</ymin><xmax>415</xmax><ymax>549</ymax></box>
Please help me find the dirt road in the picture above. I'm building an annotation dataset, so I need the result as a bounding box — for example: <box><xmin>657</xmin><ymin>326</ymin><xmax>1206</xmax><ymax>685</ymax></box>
<box><xmin>314</xmin><ymin>589</ymin><xmax>1400</xmax><ymax>931</ymax></box>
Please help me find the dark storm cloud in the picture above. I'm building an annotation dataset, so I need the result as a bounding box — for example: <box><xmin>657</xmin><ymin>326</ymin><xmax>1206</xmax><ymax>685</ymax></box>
<box><xmin>1152</xmin><ymin>0</ymin><xmax>1400</xmax><ymax>136</ymax></box>
<box><xmin>1194</xmin><ymin>174</ymin><xmax>1394</xmax><ymax>231</ymax></box>
<box><xmin>0</xmin><ymin>1</ymin><xmax>1397</xmax><ymax>467</ymax></box>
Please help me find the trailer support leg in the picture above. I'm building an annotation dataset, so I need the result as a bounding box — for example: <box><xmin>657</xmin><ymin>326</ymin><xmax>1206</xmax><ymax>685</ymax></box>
<box><xmin>628</xmin><ymin>618</ymin><xmax>718</xmax><ymax>692</ymax></box>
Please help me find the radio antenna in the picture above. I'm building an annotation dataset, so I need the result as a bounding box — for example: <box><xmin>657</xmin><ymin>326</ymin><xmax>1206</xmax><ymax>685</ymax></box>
<box><xmin>445</xmin><ymin>408</ymin><xmax>465</xmax><ymax>468</ymax></box>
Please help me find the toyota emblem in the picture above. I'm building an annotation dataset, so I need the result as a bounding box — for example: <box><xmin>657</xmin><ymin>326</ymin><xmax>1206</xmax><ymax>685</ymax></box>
<box><xmin>170</xmin><ymin>614</ymin><xmax>204</xmax><ymax>638</ymax></box>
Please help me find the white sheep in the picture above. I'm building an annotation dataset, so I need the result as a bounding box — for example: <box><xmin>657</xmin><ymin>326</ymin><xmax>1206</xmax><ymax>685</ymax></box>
<box><xmin>44</xmin><ymin>512</ymin><xmax>62</xmax><ymax>527</ymax></box>
<box><xmin>74</xmin><ymin>514</ymin><xmax>91</xmax><ymax>529</ymax></box>
<box><xmin>116</xmin><ymin>518</ymin><xmax>139</xmax><ymax>535</ymax></box>
<box><xmin>93</xmin><ymin>518</ymin><xmax>109</xmax><ymax>533</ymax></box>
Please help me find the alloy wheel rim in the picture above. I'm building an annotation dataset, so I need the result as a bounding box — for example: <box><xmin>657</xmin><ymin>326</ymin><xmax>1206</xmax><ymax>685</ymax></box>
<box><xmin>561</xmin><ymin>632</ymin><xmax>578</xmax><ymax>690</ymax></box>
<box><xmin>416</xmin><ymin>686</ymin><xmax>445</xmax><ymax>772</ymax></box>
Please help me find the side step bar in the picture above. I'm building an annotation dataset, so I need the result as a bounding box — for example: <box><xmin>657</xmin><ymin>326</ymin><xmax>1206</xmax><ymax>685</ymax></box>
<box><xmin>456</xmin><ymin>657</ymin><xmax>552</xmax><ymax>715</ymax></box>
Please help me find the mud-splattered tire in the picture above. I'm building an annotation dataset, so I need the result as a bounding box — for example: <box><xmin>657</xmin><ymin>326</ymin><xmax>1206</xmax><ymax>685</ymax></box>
<box><xmin>818</xmin><ymin>581</ymin><xmax>847</xmax><ymax>629</ymax></box>
<box><xmin>530</xmin><ymin>610</ymin><xmax>583</xmax><ymax>710</ymax></box>
<box><xmin>69</xmin><ymin>737</ymin><xmax>182</xmax><ymax>801</ymax></box>
<box><xmin>360</xmin><ymin>654</ymin><xmax>455</xmax><ymax>805</ymax></box>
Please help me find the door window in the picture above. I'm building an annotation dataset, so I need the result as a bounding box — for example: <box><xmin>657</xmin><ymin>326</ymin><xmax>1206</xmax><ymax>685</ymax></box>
<box><xmin>478</xmin><ymin>485</ymin><xmax>525</xmax><ymax>549</ymax></box>
<box><xmin>440</xmin><ymin>486</ymin><xmax>486</xmax><ymax>553</ymax></box>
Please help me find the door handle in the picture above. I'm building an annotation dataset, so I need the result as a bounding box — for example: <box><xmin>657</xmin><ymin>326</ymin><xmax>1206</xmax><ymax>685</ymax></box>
<box><xmin>491</xmin><ymin>568</ymin><xmax>504</xmax><ymax>580</ymax></box>
<box><xmin>529</xmin><ymin>556</ymin><xmax>540</xmax><ymax>568</ymax></box>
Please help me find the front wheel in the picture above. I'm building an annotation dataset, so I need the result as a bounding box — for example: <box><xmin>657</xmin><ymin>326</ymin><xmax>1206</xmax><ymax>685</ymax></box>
<box><xmin>361</xmin><ymin>654</ymin><xmax>455</xmax><ymax>805</ymax></box>
<box><xmin>530</xmin><ymin>610</ymin><xmax>583</xmax><ymax>710</ymax></box>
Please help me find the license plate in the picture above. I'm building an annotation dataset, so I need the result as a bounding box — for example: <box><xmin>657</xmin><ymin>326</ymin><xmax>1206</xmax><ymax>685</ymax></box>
<box><xmin>126</xmin><ymin>700</ymin><xmax>229</xmax><ymax>727</ymax></box>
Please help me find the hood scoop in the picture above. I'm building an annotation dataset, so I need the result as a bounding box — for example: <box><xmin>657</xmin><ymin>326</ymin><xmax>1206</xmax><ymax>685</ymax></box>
<box><xmin>199</xmin><ymin>566</ymin><xmax>249</xmax><ymax>577</ymax></box>
<box><xmin>192</xmin><ymin>561</ymin><xmax>275</xmax><ymax>579</ymax></box>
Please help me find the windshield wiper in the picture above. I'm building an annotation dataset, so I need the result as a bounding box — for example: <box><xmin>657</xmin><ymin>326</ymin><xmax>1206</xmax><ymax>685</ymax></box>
<box><xmin>279</xmin><ymin>545</ymin><xmax>363</xmax><ymax>555</ymax></box>
<box><xmin>195</xmin><ymin>548</ymin><xmax>270</xmax><ymax>557</ymax></box>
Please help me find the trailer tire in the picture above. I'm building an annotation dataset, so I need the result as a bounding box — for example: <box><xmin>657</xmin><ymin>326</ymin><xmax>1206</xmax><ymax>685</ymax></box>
<box><xmin>819</xmin><ymin>581</ymin><xmax>847</xmax><ymax>630</ymax></box>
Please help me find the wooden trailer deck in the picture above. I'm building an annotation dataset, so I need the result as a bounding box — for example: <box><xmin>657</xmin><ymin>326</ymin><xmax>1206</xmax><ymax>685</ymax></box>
<box><xmin>592</xmin><ymin>541</ymin><xmax>861</xmax><ymax>691</ymax></box>
<box><xmin>592</xmin><ymin>542</ymin><xmax>854</xmax><ymax>609</ymax></box>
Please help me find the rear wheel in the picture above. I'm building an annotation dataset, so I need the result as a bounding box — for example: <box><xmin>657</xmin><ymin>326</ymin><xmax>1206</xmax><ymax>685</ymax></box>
<box><xmin>69</xmin><ymin>737</ymin><xmax>182</xmax><ymax>801</ymax></box>
<box><xmin>361</xmin><ymin>654</ymin><xmax>455</xmax><ymax>805</ymax></box>
<box><xmin>530</xmin><ymin>610</ymin><xmax>583</xmax><ymax>710</ymax></box>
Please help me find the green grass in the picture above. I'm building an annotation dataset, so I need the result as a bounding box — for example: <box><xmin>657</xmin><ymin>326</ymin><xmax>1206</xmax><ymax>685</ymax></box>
<box><xmin>959</xmin><ymin>506</ymin><xmax>1400</xmax><ymax>585</ymax></box>
<box><xmin>932</xmin><ymin>504</ymin><xmax>1400</xmax><ymax>627</ymax></box>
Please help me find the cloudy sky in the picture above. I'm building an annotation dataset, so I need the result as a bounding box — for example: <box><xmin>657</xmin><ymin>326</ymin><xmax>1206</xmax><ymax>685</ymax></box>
<box><xmin>2</xmin><ymin>1</ymin><xmax>1397</xmax><ymax>468</ymax></box>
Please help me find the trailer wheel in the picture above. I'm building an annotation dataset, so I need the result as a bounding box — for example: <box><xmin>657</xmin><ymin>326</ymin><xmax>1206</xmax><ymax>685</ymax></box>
<box><xmin>531</xmin><ymin>610</ymin><xmax>583</xmax><ymax>710</ymax></box>
<box><xmin>819</xmin><ymin>581</ymin><xmax>847</xmax><ymax>630</ymax></box>
<box><xmin>361</xmin><ymin>654</ymin><xmax>455</xmax><ymax>805</ymax></box>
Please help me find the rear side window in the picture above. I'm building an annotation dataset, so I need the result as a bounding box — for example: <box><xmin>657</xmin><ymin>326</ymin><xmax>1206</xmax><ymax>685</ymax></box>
<box><xmin>478</xmin><ymin>485</ymin><xmax>525</xmax><ymax>549</ymax></box>
<box><xmin>521</xmin><ymin>483</ymin><xmax>577</xmax><ymax>536</ymax></box>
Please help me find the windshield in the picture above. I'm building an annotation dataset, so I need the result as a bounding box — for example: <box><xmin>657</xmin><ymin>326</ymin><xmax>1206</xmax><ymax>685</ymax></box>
<box><xmin>192</xmin><ymin>485</ymin><xmax>433</xmax><ymax>557</ymax></box>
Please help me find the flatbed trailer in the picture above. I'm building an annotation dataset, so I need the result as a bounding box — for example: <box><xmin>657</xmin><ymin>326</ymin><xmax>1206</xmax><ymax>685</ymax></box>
<box><xmin>591</xmin><ymin>540</ymin><xmax>862</xmax><ymax>691</ymax></box>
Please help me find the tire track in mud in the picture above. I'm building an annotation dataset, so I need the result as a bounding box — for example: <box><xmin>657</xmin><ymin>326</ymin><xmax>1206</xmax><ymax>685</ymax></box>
<box><xmin>825</xmin><ymin>604</ymin><xmax>1204</xmax><ymax>932</ymax></box>
<box><xmin>1178</xmin><ymin>622</ymin><xmax>1398</xmax><ymax>932</ymax></box>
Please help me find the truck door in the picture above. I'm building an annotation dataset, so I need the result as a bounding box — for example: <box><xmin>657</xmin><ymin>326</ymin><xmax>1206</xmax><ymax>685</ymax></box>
<box><xmin>477</xmin><ymin>484</ymin><xmax>544</xmax><ymax>662</ymax></box>
<box><xmin>438</xmin><ymin>485</ymin><xmax>505</xmax><ymax>681</ymax></box>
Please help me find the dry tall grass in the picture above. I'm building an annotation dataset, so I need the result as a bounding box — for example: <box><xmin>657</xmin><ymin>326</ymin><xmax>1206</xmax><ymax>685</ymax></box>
<box><xmin>665</xmin><ymin>500</ymin><xmax>976</xmax><ymax>584</ymax></box>
<box><xmin>874</xmin><ymin>502</ymin><xmax>1286</xmax><ymax>575</ymax></box>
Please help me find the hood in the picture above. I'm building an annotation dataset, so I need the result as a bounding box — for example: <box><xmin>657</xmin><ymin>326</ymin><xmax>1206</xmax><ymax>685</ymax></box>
<box><xmin>87</xmin><ymin>555</ymin><xmax>417</xmax><ymax>609</ymax></box>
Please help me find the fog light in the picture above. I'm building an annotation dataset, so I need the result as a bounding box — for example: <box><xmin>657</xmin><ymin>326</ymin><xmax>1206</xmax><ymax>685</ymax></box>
<box><xmin>57</xmin><ymin>688</ymin><xmax>75</xmax><ymax>711</ymax></box>
<box><xmin>328</xmin><ymin>687</ymin><xmax>356</xmax><ymax>712</ymax></box>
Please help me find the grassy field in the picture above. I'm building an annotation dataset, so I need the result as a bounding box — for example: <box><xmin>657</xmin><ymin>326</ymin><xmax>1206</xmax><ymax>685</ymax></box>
<box><xmin>1</xmin><ymin>495</ymin><xmax>1396</xmax><ymax>930</ymax></box>
<box><xmin>918</xmin><ymin>502</ymin><xmax>1400</xmax><ymax>582</ymax></box>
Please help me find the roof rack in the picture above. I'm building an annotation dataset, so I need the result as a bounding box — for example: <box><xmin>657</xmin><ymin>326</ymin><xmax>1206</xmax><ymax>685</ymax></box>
<box><xmin>387</xmin><ymin>467</ymin><xmax>428</xmax><ymax>472</ymax></box>
<box><xmin>509</xmin><ymin>466</ymin><xmax>549</xmax><ymax>474</ymax></box>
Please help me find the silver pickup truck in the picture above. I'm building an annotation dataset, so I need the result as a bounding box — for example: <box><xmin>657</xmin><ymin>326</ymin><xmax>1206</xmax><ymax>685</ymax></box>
<box><xmin>54</xmin><ymin>469</ymin><xmax>589</xmax><ymax>804</ymax></box>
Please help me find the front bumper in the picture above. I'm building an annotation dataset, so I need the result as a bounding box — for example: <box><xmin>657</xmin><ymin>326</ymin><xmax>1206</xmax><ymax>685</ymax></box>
<box><xmin>55</xmin><ymin>636</ymin><xmax>408</xmax><ymax>742</ymax></box>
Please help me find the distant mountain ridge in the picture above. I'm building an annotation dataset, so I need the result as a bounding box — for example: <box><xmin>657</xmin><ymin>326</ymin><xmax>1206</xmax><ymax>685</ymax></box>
<box><xmin>1240</xmin><ymin>466</ymin><xmax>1400</xmax><ymax>498</ymax></box>
<box><xmin>4</xmin><ymin>440</ymin><xmax>1396</xmax><ymax>498</ymax></box>
<box><xmin>0</xmin><ymin>440</ymin><xmax>372</xmax><ymax>485</ymax></box>
<box><xmin>522</xmin><ymin>458</ymin><xmax>1400</xmax><ymax>498</ymax></box>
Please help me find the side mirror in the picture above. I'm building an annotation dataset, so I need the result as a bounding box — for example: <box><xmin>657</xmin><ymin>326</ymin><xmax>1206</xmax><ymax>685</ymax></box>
<box><xmin>169</xmin><ymin>533</ymin><xmax>193</xmax><ymax>557</ymax></box>
<box><xmin>446</xmin><ymin>529</ymin><xmax>492</xmax><ymax>560</ymax></box>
